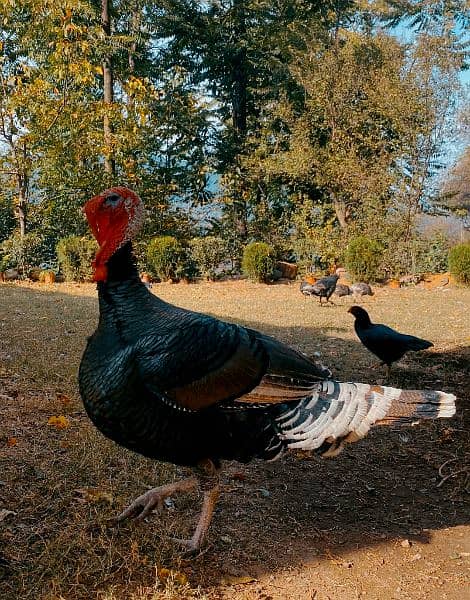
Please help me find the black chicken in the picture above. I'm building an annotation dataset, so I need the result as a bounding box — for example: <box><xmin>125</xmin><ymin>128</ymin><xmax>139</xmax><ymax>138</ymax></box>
<box><xmin>348</xmin><ymin>306</ymin><xmax>434</xmax><ymax>378</ymax></box>
<box><xmin>304</xmin><ymin>274</ymin><xmax>339</xmax><ymax>304</ymax></box>
<box><xmin>79</xmin><ymin>188</ymin><xmax>455</xmax><ymax>552</ymax></box>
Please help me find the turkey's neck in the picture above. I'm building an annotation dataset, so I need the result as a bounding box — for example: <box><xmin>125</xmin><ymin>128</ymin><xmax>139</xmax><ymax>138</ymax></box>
<box><xmin>105</xmin><ymin>241</ymin><xmax>139</xmax><ymax>282</ymax></box>
<box><xmin>355</xmin><ymin>314</ymin><xmax>372</xmax><ymax>329</ymax></box>
<box><xmin>96</xmin><ymin>240</ymin><xmax>167</xmax><ymax>331</ymax></box>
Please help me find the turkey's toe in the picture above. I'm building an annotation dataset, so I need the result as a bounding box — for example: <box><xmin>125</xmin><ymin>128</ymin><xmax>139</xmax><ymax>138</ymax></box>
<box><xmin>171</xmin><ymin>536</ymin><xmax>201</xmax><ymax>555</ymax></box>
<box><xmin>117</xmin><ymin>488</ymin><xmax>163</xmax><ymax>521</ymax></box>
<box><xmin>116</xmin><ymin>477</ymin><xmax>198</xmax><ymax>522</ymax></box>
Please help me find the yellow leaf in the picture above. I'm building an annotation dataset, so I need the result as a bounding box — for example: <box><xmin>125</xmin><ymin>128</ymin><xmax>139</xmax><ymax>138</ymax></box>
<box><xmin>47</xmin><ymin>415</ymin><xmax>70</xmax><ymax>429</ymax></box>
<box><xmin>157</xmin><ymin>567</ymin><xmax>188</xmax><ymax>586</ymax></box>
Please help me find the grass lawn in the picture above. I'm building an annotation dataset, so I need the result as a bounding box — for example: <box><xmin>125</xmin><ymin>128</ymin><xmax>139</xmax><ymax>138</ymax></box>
<box><xmin>0</xmin><ymin>279</ymin><xmax>468</xmax><ymax>600</ymax></box>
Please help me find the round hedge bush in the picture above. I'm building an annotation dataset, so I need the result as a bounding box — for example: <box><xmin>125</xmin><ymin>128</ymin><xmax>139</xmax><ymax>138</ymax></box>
<box><xmin>56</xmin><ymin>236</ymin><xmax>97</xmax><ymax>282</ymax></box>
<box><xmin>448</xmin><ymin>243</ymin><xmax>470</xmax><ymax>285</ymax></box>
<box><xmin>189</xmin><ymin>236</ymin><xmax>226</xmax><ymax>280</ymax></box>
<box><xmin>147</xmin><ymin>236</ymin><xmax>186</xmax><ymax>281</ymax></box>
<box><xmin>345</xmin><ymin>236</ymin><xmax>383</xmax><ymax>283</ymax></box>
<box><xmin>242</xmin><ymin>242</ymin><xmax>276</xmax><ymax>282</ymax></box>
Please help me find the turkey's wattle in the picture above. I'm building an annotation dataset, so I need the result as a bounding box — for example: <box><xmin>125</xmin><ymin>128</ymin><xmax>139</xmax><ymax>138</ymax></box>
<box><xmin>79</xmin><ymin>186</ymin><xmax>457</xmax><ymax>553</ymax></box>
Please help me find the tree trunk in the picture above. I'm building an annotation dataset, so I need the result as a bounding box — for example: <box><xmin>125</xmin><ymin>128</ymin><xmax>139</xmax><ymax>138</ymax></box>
<box><xmin>128</xmin><ymin>9</ymin><xmax>140</xmax><ymax>113</ymax></box>
<box><xmin>231</xmin><ymin>0</ymin><xmax>247</xmax><ymax>143</ymax></box>
<box><xmin>17</xmin><ymin>187</ymin><xmax>27</xmax><ymax>237</ymax></box>
<box><xmin>230</xmin><ymin>0</ymin><xmax>248</xmax><ymax>239</ymax></box>
<box><xmin>101</xmin><ymin>0</ymin><xmax>115</xmax><ymax>176</ymax></box>
<box><xmin>332</xmin><ymin>195</ymin><xmax>349</xmax><ymax>230</ymax></box>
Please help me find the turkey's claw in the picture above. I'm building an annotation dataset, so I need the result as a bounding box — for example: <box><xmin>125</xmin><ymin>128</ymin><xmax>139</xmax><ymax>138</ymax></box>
<box><xmin>117</xmin><ymin>477</ymin><xmax>198</xmax><ymax>522</ymax></box>
<box><xmin>171</xmin><ymin>536</ymin><xmax>201</xmax><ymax>555</ymax></box>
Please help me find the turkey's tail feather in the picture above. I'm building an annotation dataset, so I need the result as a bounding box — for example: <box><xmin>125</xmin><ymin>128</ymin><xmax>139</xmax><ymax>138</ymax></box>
<box><xmin>276</xmin><ymin>381</ymin><xmax>456</xmax><ymax>459</ymax></box>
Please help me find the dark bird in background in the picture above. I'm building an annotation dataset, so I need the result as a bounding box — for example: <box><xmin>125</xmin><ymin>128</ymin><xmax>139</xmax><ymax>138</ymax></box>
<box><xmin>351</xmin><ymin>282</ymin><xmax>374</xmax><ymax>297</ymax></box>
<box><xmin>302</xmin><ymin>274</ymin><xmax>339</xmax><ymax>304</ymax></box>
<box><xmin>79</xmin><ymin>187</ymin><xmax>455</xmax><ymax>552</ymax></box>
<box><xmin>348</xmin><ymin>306</ymin><xmax>434</xmax><ymax>378</ymax></box>
<box><xmin>300</xmin><ymin>280</ymin><xmax>316</xmax><ymax>296</ymax></box>
<box><xmin>334</xmin><ymin>283</ymin><xmax>351</xmax><ymax>298</ymax></box>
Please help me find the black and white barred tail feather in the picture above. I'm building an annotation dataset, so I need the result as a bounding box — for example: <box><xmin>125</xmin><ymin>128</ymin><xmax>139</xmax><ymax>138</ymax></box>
<box><xmin>275</xmin><ymin>381</ymin><xmax>456</xmax><ymax>459</ymax></box>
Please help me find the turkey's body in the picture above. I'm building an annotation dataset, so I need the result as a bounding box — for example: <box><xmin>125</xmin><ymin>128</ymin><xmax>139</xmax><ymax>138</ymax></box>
<box><xmin>79</xmin><ymin>187</ymin><xmax>456</xmax><ymax>550</ymax></box>
<box><xmin>79</xmin><ymin>243</ymin><xmax>328</xmax><ymax>467</ymax></box>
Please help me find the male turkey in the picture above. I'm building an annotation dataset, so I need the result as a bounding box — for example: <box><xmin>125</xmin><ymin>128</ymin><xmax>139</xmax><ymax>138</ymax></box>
<box><xmin>79</xmin><ymin>187</ymin><xmax>456</xmax><ymax>552</ymax></box>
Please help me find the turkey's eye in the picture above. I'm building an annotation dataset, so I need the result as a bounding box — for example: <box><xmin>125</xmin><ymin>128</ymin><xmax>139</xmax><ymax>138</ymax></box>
<box><xmin>104</xmin><ymin>193</ymin><xmax>121</xmax><ymax>207</ymax></box>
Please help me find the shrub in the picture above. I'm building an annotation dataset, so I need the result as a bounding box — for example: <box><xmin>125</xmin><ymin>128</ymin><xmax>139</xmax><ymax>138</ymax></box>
<box><xmin>189</xmin><ymin>236</ymin><xmax>227</xmax><ymax>280</ymax></box>
<box><xmin>293</xmin><ymin>227</ymin><xmax>344</xmax><ymax>275</ymax></box>
<box><xmin>56</xmin><ymin>236</ymin><xmax>98</xmax><ymax>282</ymax></box>
<box><xmin>345</xmin><ymin>236</ymin><xmax>383</xmax><ymax>282</ymax></box>
<box><xmin>242</xmin><ymin>242</ymin><xmax>276</xmax><ymax>282</ymax></box>
<box><xmin>0</xmin><ymin>232</ymin><xmax>46</xmax><ymax>275</ymax></box>
<box><xmin>448</xmin><ymin>243</ymin><xmax>470</xmax><ymax>285</ymax></box>
<box><xmin>416</xmin><ymin>232</ymin><xmax>450</xmax><ymax>274</ymax></box>
<box><xmin>147</xmin><ymin>236</ymin><xmax>187</xmax><ymax>281</ymax></box>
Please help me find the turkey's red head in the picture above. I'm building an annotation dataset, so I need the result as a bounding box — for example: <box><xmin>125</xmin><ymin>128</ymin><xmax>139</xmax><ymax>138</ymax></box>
<box><xmin>84</xmin><ymin>186</ymin><xmax>144</xmax><ymax>282</ymax></box>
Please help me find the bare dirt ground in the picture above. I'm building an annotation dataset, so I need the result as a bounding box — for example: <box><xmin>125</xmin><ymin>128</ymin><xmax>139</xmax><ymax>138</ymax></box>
<box><xmin>0</xmin><ymin>279</ymin><xmax>468</xmax><ymax>600</ymax></box>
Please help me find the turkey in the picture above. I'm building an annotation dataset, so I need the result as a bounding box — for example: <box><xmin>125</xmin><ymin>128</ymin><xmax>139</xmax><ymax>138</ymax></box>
<box><xmin>302</xmin><ymin>274</ymin><xmax>339</xmax><ymax>304</ymax></box>
<box><xmin>351</xmin><ymin>282</ymin><xmax>374</xmax><ymax>297</ymax></box>
<box><xmin>334</xmin><ymin>283</ymin><xmax>352</xmax><ymax>298</ymax></box>
<box><xmin>300</xmin><ymin>280</ymin><xmax>316</xmax><ymax>296</ymax></box>
<box><xmin>348</xmin><ymin>306</ymin><xmax>433</xmax><ymax>378</ymax></box>
<box><xmin>79</xmin><ymin>187</ymin><xmax>456</xmax><ymax>552</ymax></box>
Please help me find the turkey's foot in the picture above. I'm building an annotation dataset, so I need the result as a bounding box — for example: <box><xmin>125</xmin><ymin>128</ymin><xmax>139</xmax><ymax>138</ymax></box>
<box><xmin>171</xmin><ymin>484</ymin><xmax>220</xmax><ymax>554</ymax></box>
<box><xmin>117</xmin><ymin>477</ymin><xmax>198</xmax><ymax>522</ymax></box>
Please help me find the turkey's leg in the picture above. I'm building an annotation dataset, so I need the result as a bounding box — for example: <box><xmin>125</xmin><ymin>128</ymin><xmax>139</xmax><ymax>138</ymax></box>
<box><xmin>117</xmin><ymin>458</ymin><xmax>220</xmax><ymax>552</ymax></box>
<box><xmin>172</xmin><ymin>458</ymin><xmax>220</xmax><ymax>552</ymax></box>
<box><xmin>172</xmin><ymin>483</ymin><xmax>220</xmax><ymax>553</ymax></box>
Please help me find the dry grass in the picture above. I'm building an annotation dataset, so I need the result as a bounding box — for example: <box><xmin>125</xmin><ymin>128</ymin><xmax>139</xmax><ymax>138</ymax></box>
<box><xmin>0</xmin><ymin>279</ymin><xmax>468</xmax><ymax>600</ymax></box>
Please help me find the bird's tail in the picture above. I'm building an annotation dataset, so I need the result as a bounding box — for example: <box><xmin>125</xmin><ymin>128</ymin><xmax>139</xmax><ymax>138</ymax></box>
<box><xmin>276</xmin><ymin>381</ymin><xmax>456</xmax><ymax>458</ymax></box>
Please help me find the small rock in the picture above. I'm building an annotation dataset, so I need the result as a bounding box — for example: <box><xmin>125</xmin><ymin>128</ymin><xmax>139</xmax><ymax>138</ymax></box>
<box><xmin>400</xmin><ymin>539</ymin><xmax>411</xmax><ymax>548</ymax></box>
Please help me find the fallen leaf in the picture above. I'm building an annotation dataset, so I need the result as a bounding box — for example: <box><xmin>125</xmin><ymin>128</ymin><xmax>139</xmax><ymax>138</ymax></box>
<box><xmin>57</xmin><ymin>393</ymin><xmax>71</xmax><ymax>405</ymax></box>
<box><xmin>47</xmin><ymin>415</ymin><xmax>70</xmax><ymax>429</ymax></box>
<box><xmin>0</xmin><ymin>509</ymin><xmax>17</xmax><ymax>522</ymax></box>
<box><xmin>6</xmin><ymin>437</ymin><xmax>17</xmax><ymax>446</ymax></box>
<box><xmin>75</xmin><ymin>488</ymin><xmax>113</xmax><ymax>505</ymax></box>
<box><xmin>157</xmin><ymin>567</ymin><xmax>188</xmax><ymax>585</ymax></box>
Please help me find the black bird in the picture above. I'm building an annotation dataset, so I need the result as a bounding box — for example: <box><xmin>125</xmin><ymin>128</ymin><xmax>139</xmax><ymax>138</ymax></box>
<box><xmin>348</xmin><ymin>306</ymin><xmax>433</xmax><ymax>378</ymax></box>
<box><xmin>305</xmin><ymin>274</ymin><xmax>339</xmax><ymax>304</ymax></box>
